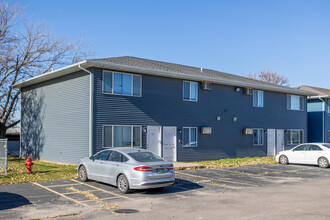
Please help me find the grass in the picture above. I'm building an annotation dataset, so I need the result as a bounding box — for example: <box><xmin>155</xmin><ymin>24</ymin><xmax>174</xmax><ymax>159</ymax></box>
<box><xmin>195</xmin><ymin>156</ymin><xmax>277</xmax><ymax>168</ymax></box>
<box><xmin>0</xmin><ymin>156</ymin><xmax>78</xmax><ymax>185</ymax></box>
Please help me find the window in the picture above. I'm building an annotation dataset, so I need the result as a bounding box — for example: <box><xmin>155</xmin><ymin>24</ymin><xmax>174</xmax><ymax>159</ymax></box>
<box><xmin>287</xmin><ymin>95</ymin><xmax>304</xmax><ymax>111</ymax></box>
<box><xmin>128</xmin><ymin>152</ymin><xmax>164</xmax><ymax>162</ymax></box>
<box><xmin>95</xmin><ymin>150</ymin><xmax>111</xmax><ymax>160</ymax></box>
<box><xmin>103</xmin><ymin>125</ymin><xmax>141</xmax><ymax>148</ymax></box>
<box><xmin>309</xmin><ymin>145</ymin><xmax>322</xmax><ymax>151</ymax></box>
<box><xmin>183</xmin><ymin>127</ymin><xmax>198</xmax><ymax>147</ymax></box>
<box><xmin>108</xmin><ymin>151</ymin><xmax>128</xmax><ymax>162</ymax></box>
<box><xmin>293</xmin><ymin>145</ymin><xmax>308</xmax><ymax>151</ymax></box>
<box><xmin>183</xmin><ymin>81</ymin><xmax>198</xmax><ymax>101</ymax></box>
<box><xmin>253</xmin><ymin>90</ymin><xmax>264</xmax><ymax>107</ymax></box>
<box><xmin>287</xmin><ymin>129</ymin><xmax>304</xmax><ymax>145</ymax></box>
<box><xmin>328</xmin><ymin>131</ymin><xmax>330</xmax><ymax>143</ymax></box>
<box><xmin>328</xmin><ymin>100</ymin><xmax>330</xmax><ymax>113</ymax></box>
<box><xmin>253</xmin><ymin>129</ymin><xmax>264</xmax><ymax>145</ymax></box>
<box><xmin>103</xmin><ymin>71</ymin><xmax>141</xmax><ymax>96</ymax></box>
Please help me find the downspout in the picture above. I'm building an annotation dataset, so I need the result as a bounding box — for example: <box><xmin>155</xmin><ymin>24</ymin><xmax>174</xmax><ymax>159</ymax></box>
<box><xmin>318</xmin><ymin>97</ymin><xmax>325</xmax><ymax>142</ymax></box>
<box><xmin>78</xmin><ymin>64</ymin><xmax>93</xmax><ymax>156</ymax></box>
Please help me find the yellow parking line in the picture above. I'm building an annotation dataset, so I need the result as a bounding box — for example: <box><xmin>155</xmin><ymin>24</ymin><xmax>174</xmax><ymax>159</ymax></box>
<box><xmin>176</xmin><ymin>171</ymin><xmax>258</xmax><ymax>187</ymax></box>
<box><xmin>71</xmin><ymin>179</ymin><xmax>131</xmax><ymax>200</ymax></box>
<box><xmin>81</xmin><ymin>197</ymin><xmax>118</xmax><ymax>203</ymax></box>
<box><xmin>216</xmin><ymin>169</ymin><xmax>285</xmax><ymax>179</ymax></box>
<box><xmin>47</xmin><ymin>183</ymin><xmax>81</xmax><ymax>188</ymax></box>
<box><xmin>62</xmin><ymin>189</ymin><xmax>99</xmax><ymax>195</ymax></box>
<box><xmin>248</xmin><ymin>166</ymin><xmax>299</xmax><ymax>173</ymax></box>
<box><xmin>33</xmin><ymin>182</ymin><xmax>88</xmax><ymax>207</ymax></box>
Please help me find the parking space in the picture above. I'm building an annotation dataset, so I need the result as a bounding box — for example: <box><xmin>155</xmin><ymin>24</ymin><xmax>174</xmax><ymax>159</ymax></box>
<box><xmin>1</xmin><ymin>163</ymin><xmax>330</xmax><ymax>219</ymax></box>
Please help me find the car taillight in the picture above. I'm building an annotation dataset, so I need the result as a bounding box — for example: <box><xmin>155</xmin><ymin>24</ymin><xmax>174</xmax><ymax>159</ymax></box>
<box><xmin>133</xmin><ymin>166</ymin><xmax>152</xmax><ymax>172</ymax></box>
<box><xmin>168</xmin><ymin>164</ymin><xmax>174</xmax><ymax>170</ymax></box>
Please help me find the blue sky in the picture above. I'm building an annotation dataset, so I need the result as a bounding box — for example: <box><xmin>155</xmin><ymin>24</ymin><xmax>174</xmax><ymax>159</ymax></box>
<box><xmin>16</xmin><ymin>0</ymin><xmax>330</xmax><ymax>88</ymax></box>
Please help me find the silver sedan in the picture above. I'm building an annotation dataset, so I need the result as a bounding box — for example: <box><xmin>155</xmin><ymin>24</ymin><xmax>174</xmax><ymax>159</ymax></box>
<box><xmin>77</xmin><ymin>147</ymin><xmax>175</xmax><ymax>193</ymax></box>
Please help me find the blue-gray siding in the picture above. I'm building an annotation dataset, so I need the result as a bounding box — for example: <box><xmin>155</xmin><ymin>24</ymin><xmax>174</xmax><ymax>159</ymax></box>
<box><xmin>307</xmin><ymin>99</ymin><xmax>330</xmax><ymax>143</ymax></box>
<box><xmin>21</xmin><ymin>71</ymin><xmax>90</xmax><ymax>164</ymax></box>
<box><xmin>92</xmin><ymin>68</ymin><xmax>308</xmax><ymax>161</ymax></box>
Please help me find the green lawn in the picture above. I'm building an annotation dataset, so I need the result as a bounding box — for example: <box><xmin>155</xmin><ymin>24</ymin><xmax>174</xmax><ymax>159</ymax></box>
<box><xmin>195</xmin><ymin>156</ymin><xmax>277</xmax><ymax>168</ymax></box>
<box><xmin>0</xmin><ymin>157</ymin><xmax>78</xmax><ymax>185</ymax></box>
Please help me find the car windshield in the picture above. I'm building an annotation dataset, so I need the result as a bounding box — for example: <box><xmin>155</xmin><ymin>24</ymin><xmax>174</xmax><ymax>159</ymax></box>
<box><xmin>128</xmin><ymin>152</ymin><xmax>164</xmax><ymax>162</ymax></box>
<box><xmin>322</xmin><ymin>144</ymin><xmax>330</xmax><ymax>149</ymax></box>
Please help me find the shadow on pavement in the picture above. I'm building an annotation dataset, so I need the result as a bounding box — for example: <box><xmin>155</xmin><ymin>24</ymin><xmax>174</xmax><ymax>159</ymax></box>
<box><xmin>0</xmin><ymin>192</ymin><xmax>31</xmax><ymax>210</ymax></box>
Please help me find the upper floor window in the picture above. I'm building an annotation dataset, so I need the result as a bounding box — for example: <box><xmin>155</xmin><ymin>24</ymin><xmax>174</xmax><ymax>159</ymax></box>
<box><xmin>183</xmin><ymin>127</ymin><xmax>198</xmax><ymax>147</ymax></box>
<box><xmin>287</xmin><ymin>95</ymin><xmax>304</xmax><ymax>111</ymax></box>
<box><xmin>183</xmin><ymin>81</ymin><xmax>198</xmax><ymax>102</ymax></box>
<box><xmin>287</xmin><ymin>129</ymin><xmax>303</xmax><ymax>145</ymax></box>
<box><xmin>253</xmin><ymin>90</ymin><xmax>264</xmax><ymax>107</ymax></box>
<box><xmin>328</xmin><ymin>99</ymin><xmax>330</xmax><ymax>113</ymax></box>
<box><xmin>103</xmin><ymin>71</ymin><xmax>141</xmax><ymax>97</ymax></box>
<box><xmin>253</xmin><ymin>128</ymin><xmax>264</xmax><ymax>145</ymax></box>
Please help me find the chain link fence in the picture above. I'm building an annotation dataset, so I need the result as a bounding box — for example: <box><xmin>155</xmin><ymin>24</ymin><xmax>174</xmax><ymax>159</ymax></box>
<box><xmin>0</xmin><ymin>139</ymin><xmax>8</xmax><ymax>175</ymax></box>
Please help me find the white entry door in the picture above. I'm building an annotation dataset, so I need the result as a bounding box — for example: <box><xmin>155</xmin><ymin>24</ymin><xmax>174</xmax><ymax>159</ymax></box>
<box><xmin>267</xmin><ymin>129</ymin><xmax>276</xmax><ymax>156</ymax></box>
<box><xmin>267</xmin><ymin>129</ymin><xmax>285</xmax><ymax>156</ymax></box>
<box><xmin>147</xmin><ymin>126</ymin><xmax>162</xmax><ymax>157</ymax></box>
<box><xmin>163</xmin><ymin>126</ymin><xmax>177</xmax><ymax>162</ymax></box>
<box><xmin>276</xmin><ymin>129</ymin><xmax>285</xmax><ymax>154</ymax></box>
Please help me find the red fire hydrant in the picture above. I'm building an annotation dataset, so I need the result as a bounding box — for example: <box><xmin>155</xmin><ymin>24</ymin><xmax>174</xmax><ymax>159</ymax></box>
<box><xmin>25</xmin><ymin>156</ymin><xmax>34</xmax><ymax>174</ymax></box>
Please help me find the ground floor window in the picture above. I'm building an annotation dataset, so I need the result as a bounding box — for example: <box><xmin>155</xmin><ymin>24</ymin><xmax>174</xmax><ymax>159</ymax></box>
<box><xmin>287</xmin><ymin>129</ymin><xmax>304</xmax><ymax>145</ymax></box>
<box><xmin>183</xmin><ymin>127</ymin><xmax>197</xmax><ymax>147</ymax></box>
<box><xmin>328</xmin><ymin>131</ymin><xmax>330</xmax><ymax>143</ymax></box>
<box><xmin>103</xmin><ymin>125</ymin><xmax>141</xmax><ymax>148</ymax></box>
<box><xmin>253</xmin><ymin>128</ymin><xmax>264</xmax><ymax>145</ymax></box>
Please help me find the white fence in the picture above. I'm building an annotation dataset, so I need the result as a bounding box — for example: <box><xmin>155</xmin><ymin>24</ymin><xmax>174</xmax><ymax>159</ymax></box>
<box><xmin>0</xmin><ymin>139</ymin><xmax>7</xmax><ymax>175</ymax></box>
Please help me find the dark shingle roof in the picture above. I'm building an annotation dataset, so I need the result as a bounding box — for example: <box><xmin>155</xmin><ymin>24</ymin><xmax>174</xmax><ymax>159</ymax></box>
<box><xmin>297</xmin><ymin>85</ymin><xmax>330</xmax><ymax>98</ymax></box>
<box><xmin>89</xmin><ymin>56</ymin><xmax>293</xmax><ymax>90</ymax></box>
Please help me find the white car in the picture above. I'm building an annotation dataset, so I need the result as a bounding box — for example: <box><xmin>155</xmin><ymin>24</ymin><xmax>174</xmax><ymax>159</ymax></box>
<box><xmin>276</xmin><ymin>143</ymin><xmax>330</xmax><ymax>168</ymax></box>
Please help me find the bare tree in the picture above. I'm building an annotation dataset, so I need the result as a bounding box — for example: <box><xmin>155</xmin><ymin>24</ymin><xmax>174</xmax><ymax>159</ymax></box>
<box><xmin>247</xmin><ymin>70</ymin><xmax>289</xmax><ymax>86</ymax></box>
<box><xmin>0</xmin><ymin>1</ymin><xmax>93</xmax><ymax>138</ymax></box>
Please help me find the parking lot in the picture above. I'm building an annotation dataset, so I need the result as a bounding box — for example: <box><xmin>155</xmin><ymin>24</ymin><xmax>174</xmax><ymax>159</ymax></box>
<box><xmin>1</xmin><ymin>163</ymin><xmax>330</xmax><ymax>219</ymax></box>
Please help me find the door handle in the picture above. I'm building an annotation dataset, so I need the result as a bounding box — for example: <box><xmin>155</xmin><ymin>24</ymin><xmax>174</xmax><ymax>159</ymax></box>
<box><xmin>100</xmin><ymin>162</ymin><xmax>104</xmax><ymax>164</ymax></box>
<box><xmin>116</xmin><ymin>164</ymin><xmax>119</xmax><ymax>167</ymax></box>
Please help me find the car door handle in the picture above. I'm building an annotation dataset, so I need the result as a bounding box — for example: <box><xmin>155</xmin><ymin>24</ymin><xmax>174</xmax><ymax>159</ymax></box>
<box><xmin>116</xmin><ymin>164</ymin><xmax>119</xmax><ymax>167</ymax></box>
<box><xmin>100</xmin><ymin>162</ymin><xmax>104</xmax><ymax>164</ymax></box>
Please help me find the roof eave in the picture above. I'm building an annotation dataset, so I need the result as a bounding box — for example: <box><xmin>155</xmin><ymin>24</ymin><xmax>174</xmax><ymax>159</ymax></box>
<box><xmin>13</xmin><ymin>60</ymin><xmax>315</xmax><ymax>96</ymax></box>
<box><xmin>13</xmin><ymin>60</ymin><xmax>89</xmax><ymax>89</ymax></box>
<box><xmin>87</xmin><ymin>60</ymin><xmax>315</xmax><ymax>96</ymax></box>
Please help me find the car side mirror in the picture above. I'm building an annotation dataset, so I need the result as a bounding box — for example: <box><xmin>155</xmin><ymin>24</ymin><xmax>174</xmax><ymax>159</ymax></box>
<box><xmin>90</xmin><ymin>156</ymin><xmax>95</xmax><ymax>161</ymax></box>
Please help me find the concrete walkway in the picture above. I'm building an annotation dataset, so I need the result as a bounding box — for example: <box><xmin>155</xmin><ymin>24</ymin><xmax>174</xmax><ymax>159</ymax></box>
<box><xmin>172</xmin><ymin>162</ymin><xmax>204</xmax><ymax>170</ymax></box>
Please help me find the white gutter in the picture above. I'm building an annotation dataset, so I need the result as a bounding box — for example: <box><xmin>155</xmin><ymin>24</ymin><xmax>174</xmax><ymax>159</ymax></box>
<box><xmin>78</xmin><ymin>64</ymin><xmax>93</xmax><ymax>157</ymax></box>
<box><xmin>318</xmin><ymin>97</ymin><xmax>325</xmax><ymax>143</ymax></box>
<box><xmin>13</xmin><ymin>60</ymin><xmax>316</xmax><ymax>96</ymax></box>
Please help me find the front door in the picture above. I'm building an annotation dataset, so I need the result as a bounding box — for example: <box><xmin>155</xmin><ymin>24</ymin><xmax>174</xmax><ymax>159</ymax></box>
<box><xmin>147</xmin><ymin>126</ymin><xmax>162</xmax><ymax>157</ymax></box>
<box><xmin>163</xmin><ymin>126</ymin><xmax>177</xmax><ymax>162</ymax></box>
<box><xmin>267</xmin><ymin>129</ymin><xmax>276</xmax><ymax>156</ymax></box>
<box><xmin>276</xmin><ymin>129</ymin><xmax>285</xmax><ymax>154</ymax></box>
<box><xmin>267</xmin><ymin>129</ymin><xmax>285</xmax><ymax>156</ymax></box>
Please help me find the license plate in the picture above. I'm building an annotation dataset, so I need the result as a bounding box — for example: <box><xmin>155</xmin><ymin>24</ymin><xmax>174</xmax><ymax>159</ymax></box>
<box><xmin>156</xmin><ymin>168</ymin><xmax>165</xmax><ymax>174</ymax></box>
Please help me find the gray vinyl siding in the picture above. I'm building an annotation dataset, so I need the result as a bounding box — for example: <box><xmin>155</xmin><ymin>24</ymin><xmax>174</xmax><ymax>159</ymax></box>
<box><xmin>92</xmin><ymin>67</ymin><xmax>308</xmax><ymax>161</ymax></box>
<box><xmin>21</xmin><ymin>71</ymin><xmax>90</xmax><ymax>164</ymax></box>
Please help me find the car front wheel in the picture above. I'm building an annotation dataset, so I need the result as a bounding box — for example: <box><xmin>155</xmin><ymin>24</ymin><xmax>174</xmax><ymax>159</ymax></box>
<box><xmin>117</xmin><ymin>174</ymin><xmax>130</xmax><ymax>194</ymax></box>
<box><xmin>318</xmin><ymin>157</ymin><xmax>329</xmax><ymax>168</ymax></box>
<box><xmin>279</xmin><ymin>155</ymin><xmax>289</xmax><ymax>165</ymax></box>
<box><xmin>78</xmin><ymin>165</ymin><xmax>88</xmax><ymax>182</ymax></box>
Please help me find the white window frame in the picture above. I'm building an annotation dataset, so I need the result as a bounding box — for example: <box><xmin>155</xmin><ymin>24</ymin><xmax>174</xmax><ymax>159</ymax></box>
<box><xmin>102</xmin><ymin>125</ymin><xmax>142</xmax><ymax>148</ymax></box>
<box><xmin>183</xmin><ymin>81</ymin><xmax>198</xmax><ymax>102</ymax></box>
<box><xmin>102</xmin><ymin>70</ymin><xmax>142</xmax><ymax>97</ymax></box>
<box><xmin>253</xmin><ymin>90</ymin><xmax>264</xmax><ymax>107</ymax></box>
<box><xmin>253</xmin><ymin>128</ymin><xmax>264</xmax><ymax>146</ymax></box>
<box><xmin>287</xmin><ymin>94</ymin><xmax>304</xmax><ymax>111</ymax></box>
<box><xmin>182</xmin><ymin>127</ymin><xmax>198</xmax><ymax>147</ymax></box>
<box><xmin>287</xmin><ymin>129</ymin><xmax>304</xmax><ymax>145</ymax></box>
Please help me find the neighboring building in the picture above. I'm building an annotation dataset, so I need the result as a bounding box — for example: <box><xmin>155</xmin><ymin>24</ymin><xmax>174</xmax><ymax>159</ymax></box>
<box><xmin>297</xmin><ymin>85</ymin><xmax>330</xmax><ymax>143</ymax></box>
<box><xmin>5</xmin><ymin>127</ymin><xmax>21</xmax><ymax>156</ymax></box>
<box><xmin>14</xmin><ymin>57</ymin><xmax>314</xmax><ymax>164</ymax></box>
